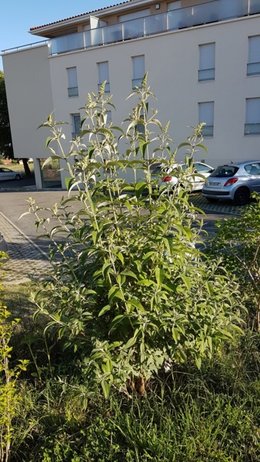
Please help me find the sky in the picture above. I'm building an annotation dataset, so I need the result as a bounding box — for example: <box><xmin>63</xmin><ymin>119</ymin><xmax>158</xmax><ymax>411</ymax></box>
<box><xmin>0</xmin><ymin>0</ymin><xmax>115</xmax><ymax>69</ymax></box>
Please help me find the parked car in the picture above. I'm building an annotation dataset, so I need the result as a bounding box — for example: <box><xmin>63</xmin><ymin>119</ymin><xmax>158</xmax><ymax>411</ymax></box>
<box><xmin>202</xmin><ymin>160</ymin><xmax>260</xmax><ymax>205</ymax></box>
<box><xmin>0</xmin><ymin>168</ymin><xmax>22</xmax><ymax>181</ymax></box>
<box><xmin>151</xmin><ymin>161</ymin><xmax>214</xmax><ymax>192</ymax></box>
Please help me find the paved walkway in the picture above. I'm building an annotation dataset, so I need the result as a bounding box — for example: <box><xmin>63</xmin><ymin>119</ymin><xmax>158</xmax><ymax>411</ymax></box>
<box><xmin>0</xmin><ymin>211</ymin><xmax>50</xmax><ymax>285</ymax></box>
<box><xmin>190</xmin><ymin>193</ymin><xmax>242</xmax><ymax>216</ymax></box>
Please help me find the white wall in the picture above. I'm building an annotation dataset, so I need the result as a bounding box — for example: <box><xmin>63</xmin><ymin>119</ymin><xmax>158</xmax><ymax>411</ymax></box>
<box><xmin>3</xmin><ymin>45</ymin><xmax>53</xmax><ymax>160</ymax></box>
<box><xmin>48</xmin><ymin>15</ymin><xmax>260</xmax><ymax>169</ymax></box>
<box><xmin>3</xmin><ymin>14</ymin><xmax>260</xmax><ymax>189</ymax></box>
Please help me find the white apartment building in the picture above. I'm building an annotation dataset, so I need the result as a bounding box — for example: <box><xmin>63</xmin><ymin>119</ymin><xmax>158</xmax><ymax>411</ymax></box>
<box><xmin>2</xmin><ymin>0</ymin><xmax>260</xmax><ymax>189</ymax></box>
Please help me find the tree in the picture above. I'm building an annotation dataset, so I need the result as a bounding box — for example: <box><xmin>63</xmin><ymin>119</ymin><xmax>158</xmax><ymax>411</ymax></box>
<box><xmin>0</xmin><ymin>71</ymin><xmax>13</xmax><ymax>159</ymax></box>
<box><xmin>0</xmin><ymin>71</ymin><xmax>31</xmax><ymax>176</ymax></box>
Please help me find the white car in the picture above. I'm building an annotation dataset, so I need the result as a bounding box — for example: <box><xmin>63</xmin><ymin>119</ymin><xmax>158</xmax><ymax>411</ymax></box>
<box><xmin>151</xmin><ymin>161</ymin><xmax>214</xmax><ymax>192</ymax></box>
<box><xmin>0</xmin><ymin>167</ymin><xmax>22</xmax><ymax>181</ymax></box>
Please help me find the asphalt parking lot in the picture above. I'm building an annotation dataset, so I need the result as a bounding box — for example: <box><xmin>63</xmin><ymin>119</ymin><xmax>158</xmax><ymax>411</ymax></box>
<box><xmin>0</xmin><ymin>187</ymin><xmax>242</xmax><ymax>252</ymax></box>
<box><xmin>0</xmin><ymin>173</ymin><xmax>36</xmax><ymax>190</ymax></box>
<box><xmin>0</xmin><ymin>187</ymin><xmax>243</xmax><ymax>284</ymax></box>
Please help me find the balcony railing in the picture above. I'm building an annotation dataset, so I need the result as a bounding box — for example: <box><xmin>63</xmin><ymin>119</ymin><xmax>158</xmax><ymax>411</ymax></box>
<box><xmin>68</xmin><ymin>86</ymin><xmax>79</xmax><ymax>97</ymax></box>
<box><xmin>247</xmin><ymin>61</ymin><xmax>260</xmax><ymax>75</ymax></box>
<box><xmin>198</xmin><ymin>67</ymin><xmax>215</xmax><ymax>81</ymax></box>
<box><xmin>244</xmin><ymin>123</ymin><xmax>260</xmax><ymax>134</ymax></box>
<box><xmin>49</xmin><ymin>0</ymin><xmax>260</xmax><ymax>56</ymax></box>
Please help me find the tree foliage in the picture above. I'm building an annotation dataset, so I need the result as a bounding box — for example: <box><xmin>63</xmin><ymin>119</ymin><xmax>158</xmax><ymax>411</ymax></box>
<box><xmin>0</xmin><ymin>71</ymin><xmax>13</xmax><ymax>158</ymax></box>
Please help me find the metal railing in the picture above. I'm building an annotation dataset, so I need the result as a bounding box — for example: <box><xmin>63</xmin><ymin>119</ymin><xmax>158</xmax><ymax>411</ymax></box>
<box><xmin>48</xmin><ymin>0</ymin><xmax>260</xmax><ymax>56</ymax></box>
<box><xmin>2</xmin><ymin>0</ymin><xmax>260</xmax><ymax>57</ymax></box>
<box><xmin>1</xmin><ymin>40</ymin><xmax>47</xmax><ymax>54</ymax></box>
<box><xmin>198</xmin><ymin>68</ymin><xmax>215</xmax><ymax>81</ymax></box>
<box><xmin>247</xmin><ymin>61</ymin><xmax>260</xmax><ymax>75</ymax></box>
<box><xmin>68</xmin><ymin>86</ymin><xmax>79</xmax><ymax>97</ymax></box>
<box><xmin>244</xmin><ymin>123</ymin><xmax>260</xmax><ymax>134</ymax></box>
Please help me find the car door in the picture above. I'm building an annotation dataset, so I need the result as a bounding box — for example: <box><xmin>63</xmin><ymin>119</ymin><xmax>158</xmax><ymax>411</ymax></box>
<box><xmin>193</xmin><ymin>163</ymin><xmax>214</xmax><ymax>190</ymax></box>
<box><xmin>0</xmin><ymin>168</ymin><xmax>13</xmax><ymax>181</ymax></box>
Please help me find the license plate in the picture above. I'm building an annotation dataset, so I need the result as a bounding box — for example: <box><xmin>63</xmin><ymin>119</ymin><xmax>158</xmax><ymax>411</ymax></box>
<box><xmin>209</xmin><ymin>181</ymin><xmax>220</xmax><ymax>186</ymax></box>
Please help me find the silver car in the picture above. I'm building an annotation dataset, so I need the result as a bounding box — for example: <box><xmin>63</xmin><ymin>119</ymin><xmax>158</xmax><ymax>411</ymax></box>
<box><xmin>202</xmin><ymin>160</ymin><xmax>260</xmax><ymax>205</ymax></box>
<box><xmin>0</xmin><ymin>167</ymin><xmax>22</xmax><ymax>181</ymax></box>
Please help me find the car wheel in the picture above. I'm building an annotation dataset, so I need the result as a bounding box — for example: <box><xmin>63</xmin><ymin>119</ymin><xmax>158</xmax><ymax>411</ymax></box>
<box><xmin>233</xmin><ymin>187</ymin><xmax>250</xmax><ymax>205</ymax></box>
<box><xmin>15</xmin><ymin>174</ymin><xmax>21</xmax><ymax>180</ymax></box>
<box><xmin>206</xmin><ymin>197</ymin><xmax>218</xmax><ymax>203</ymax></box>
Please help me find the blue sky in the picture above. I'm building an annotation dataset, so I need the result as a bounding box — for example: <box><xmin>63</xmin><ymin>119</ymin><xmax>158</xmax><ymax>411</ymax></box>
<box><xmin>0</xmin><ymin>0</ymin><xmax>114</xmax><ymax>69</ymax></box>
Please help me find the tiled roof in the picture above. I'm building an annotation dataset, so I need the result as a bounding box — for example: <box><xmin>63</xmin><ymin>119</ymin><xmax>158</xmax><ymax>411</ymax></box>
<box><xmin>30</xmin><ymin>0</ymin><xmax>133</xmax><ymax>31</ymax></box>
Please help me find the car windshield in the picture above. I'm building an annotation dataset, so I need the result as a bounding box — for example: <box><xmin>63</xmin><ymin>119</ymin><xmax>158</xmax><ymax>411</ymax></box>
<box><xmin>150</xmin><ymin>163</ymin><xmax>162</xmax><ymax>174</ymax></box>
<box><xmin>210</xmin><ymin>165</ymin><xmax>239</xmax><ymax>178</ymax></box>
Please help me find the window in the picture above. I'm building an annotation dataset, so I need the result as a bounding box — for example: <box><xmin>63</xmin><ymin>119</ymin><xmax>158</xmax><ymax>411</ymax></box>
<box><xmin>66</xmin><ymin>67</ymin><xmax>78</xmax><ymax>97</ymax></box>
<box><xmin>136</xmin><ymin>113</ymin><xmax>145</xmax><ymax>137</ymax></box>
<box><xmin>247</xmin><ymin>36</ymin><xmax>260</xmax><ymax>75</ymax></box>
<box><xmin>132</xmin><ymin>55</ymin><xmax>145</xmax><ymax>88</ymax></box>
<box><xmin>199</xmin><ymin>102</ymin><xmax>214</xmax><ymax>137</ymax></box>
<box><xmin>107</xmin><ymin>110</ymin><xmax>112</xmax><ymax>124</ymax></box>
<box><xmin>194</xmin><ymin>162</ymin><xmax>213</xmax><ymax>173</ymax></box>
<box><xmin>245</xmin><ymin>98</ymin><xmax>260</xmax><ymax>135</ymax></box>
<box><xmin>71</xmin><ymin>113</ymin><xmax>81</xmax><ymax>139</ymax></box>
<box><xmin>198</xmin><ymin>43</ymin><xmax>215</xmax><ymax>81</ymax></box>
<box><xmin>39</xmin><ymin>158</ymin><xmax>61</xmax><ymax>189</ymax></box>
<box><xmin>97</xmin><ymin>61</ymin><xmax>110</xmax><ymax>93</ymax></box>
<box><xmin>244</xmin><ymin>162</ymin><xmax>260</xmax><ymax>175</ymax></box>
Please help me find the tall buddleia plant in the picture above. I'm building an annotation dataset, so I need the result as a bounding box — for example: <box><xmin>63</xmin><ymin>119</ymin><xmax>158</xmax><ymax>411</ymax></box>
<box><xmin>29</xmin><ymin>78</ymin><xmax>243</xmax><ymax>397</ymax></box>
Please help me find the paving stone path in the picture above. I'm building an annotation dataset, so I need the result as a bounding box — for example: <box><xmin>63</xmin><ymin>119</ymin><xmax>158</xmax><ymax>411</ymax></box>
<box><xmin>0</xmin><ymin>212</ymin><xmax>51</xmax><ymax>285</ymax></box>
<box><xmin>190</xmin><ymin>193</ymin><xmax>241</xmax><ymax>216</ymax></box>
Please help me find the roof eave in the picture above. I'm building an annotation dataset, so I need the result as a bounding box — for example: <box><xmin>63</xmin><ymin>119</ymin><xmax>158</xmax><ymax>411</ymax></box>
<box><xmin>30</xmin><ymin>0</ymin><xmax>153</xmax><ymax>37</ymax></box>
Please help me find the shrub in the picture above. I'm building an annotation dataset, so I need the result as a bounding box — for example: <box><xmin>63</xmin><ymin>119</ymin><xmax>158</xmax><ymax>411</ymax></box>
<box><xmin>209</xmin><ymin>193</ymin><xmax>260</xmax><ymax>330</ymax></box>
<box><xmin>28</xmin><ymin>79</ymin><xmax>243</xmax><ymax>397</ymax></box>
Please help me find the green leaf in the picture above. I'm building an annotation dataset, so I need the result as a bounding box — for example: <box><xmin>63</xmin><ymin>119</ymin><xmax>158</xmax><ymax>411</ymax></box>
<box><xmin>124</xmin><ymin>330</ymin><xmax>139</xmax><ymax>349</ymax></box>
<box><xmin>195</xmin><ymin>356</ymin><xmax>202</xmax><ymax>369</ymax></box>
<box><xmin>117</xmin><ymin>252</ymin><xmax>124</xmax><ymax>265</ymax></box>
<box><xmin>155</xmin><ymin>267</ymin><xmax>163</xmax><ymax>286</ymax></box>
<box><xmin>45</xmin><ymin>137</ymin><xmax>53</xmax><ymax>148</ymax></box>
<box><xmin>139</xmin><ymin>140</ymin><xmax>149</xmax><ymax>157</ymax></box>
<box><xmin>101</xmin><ymin>380</ymin><xmax>111</xmax><ymax>399</ymax></box>
<box><xmin>142</xmin><ymin>251</ymin><xmax>155</xmax><ymax>262</ymax></box>
<box><xmin>138</xmin><ymin>279</ymin><xmax>154</xmax><ymax>287</ymax></box>
<box><xmin>98</xmin><ymin>305</ymin><xmax>111</xmax><ymax>317</ymax></box>
<box><xmin>121</xmin><ymin>270</ymin><xmax>138</xmax><ymax>280</ymax></box>
<box><xmin>108</xmin><ymin>285</ymin><xmax>124</xmax><ymax>302</ymax></box>
<box><xmin>128</xmin><ymin>298</ymin><xmax>146</xmax><ymax>312</ymax></box>
<box><xmin>181</xmin><ymin>275</ymin><xmax>191</xmax><ymax>290</ymax></box>
<box><xmin>178</xmin><ymin>142</ymin><xmax>191</xmax><ymax>149</ymax></box>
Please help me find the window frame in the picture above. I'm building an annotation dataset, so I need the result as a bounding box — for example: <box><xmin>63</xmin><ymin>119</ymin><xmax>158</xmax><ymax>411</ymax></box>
<box><xmin>71</xmin><ymin>113</ymin><xmax>81</xmax><ymax>139</ymax></box>
<box><xmin>198</xmin><ymin>42</ymin><xmax>215</xmax><ymax>81</ymax></box>
<box><xmin>247</xmin><ymin>35</ymin><xmax>260</xmax><ymax>76</ymax></box>
<box><xmin>66</xmin><ymin>67</ymin><xmax>79</xmax><ymax>97</ymax></box>
<box><xmin>198</xmin><ymin>101</ymin><xmax>214</xmax><ymax>137</ymax></box>
<box><xmin>97</xmin><ymin>61</ymin><xmax>110</xmax><ymax>93</ymax></box>
<box><xmin>245</xmin><ymin>97</ymin><xmax>260</xmax><ymax>135</ymax></box>
<box><xmin>132</xmin><ymin>55</ymin><xmax>145</xmax><ymax>89</ymax></box>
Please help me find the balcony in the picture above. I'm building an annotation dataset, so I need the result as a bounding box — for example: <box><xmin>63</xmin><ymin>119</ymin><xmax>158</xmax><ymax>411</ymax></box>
<box><xmin>49</xmin><ymin>0</ymin><xmax>260</xmax><ymax>56</ymax></box>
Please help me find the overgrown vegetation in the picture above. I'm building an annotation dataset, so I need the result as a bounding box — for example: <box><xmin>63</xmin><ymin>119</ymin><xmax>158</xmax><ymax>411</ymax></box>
<box><xmin>0</xmin><ymin>81</ymin><xmax>259</xmax><ymax>460</ymax></box>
